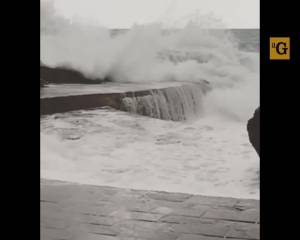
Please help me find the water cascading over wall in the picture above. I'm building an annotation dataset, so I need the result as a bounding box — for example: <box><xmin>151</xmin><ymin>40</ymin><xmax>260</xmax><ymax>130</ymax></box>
<box><xmin>40</xmin><ymin>66</ymin><xmax>210</xmax><ymax>121</ymax></box>
<box><xmin>120</xmin><ymin>83</ymin><xmax>207</xmax><ymax>121</ymax></box>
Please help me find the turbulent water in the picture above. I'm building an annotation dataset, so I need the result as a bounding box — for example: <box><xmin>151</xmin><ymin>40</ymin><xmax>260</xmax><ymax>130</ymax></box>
<box><xmin>41</xmin><ymin>108</ymin><xmax>259</xmax><ymax>199</ymax></box>
<box><xmin>41</xmin><ymin>1</ymin><xmax>259</xmax><ymax>199</ymax></box>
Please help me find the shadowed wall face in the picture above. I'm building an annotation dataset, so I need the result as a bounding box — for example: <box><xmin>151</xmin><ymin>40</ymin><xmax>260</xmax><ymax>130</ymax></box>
<box><xmin>40</xmin><ymin>83</ymin><xmax>209</xmax><ymax>121</ymax></box>
<box><xmin>40</xmin><ymin>66</ymin><xmax>108</xmax><ymax>85</ymax></box>
<box><xmin>40</xmin><ymin>93</ymin><xmax>122</xmax><ymax>116</ymax></box>
<box><xmin>247</xmin><ymin>107</ymin><xmax>260</xmax><ymax>156</ymax></box>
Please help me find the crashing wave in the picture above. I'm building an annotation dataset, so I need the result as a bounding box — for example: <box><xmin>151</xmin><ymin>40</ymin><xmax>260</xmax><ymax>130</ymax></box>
<box><xmin>121</xmin><ymin>82</ymin><xmax>210</xmax><ymax>121</ymax></box>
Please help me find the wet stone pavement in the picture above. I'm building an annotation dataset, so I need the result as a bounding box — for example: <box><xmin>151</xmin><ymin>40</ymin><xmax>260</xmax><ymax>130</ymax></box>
<box><xmin>41</xmin><ymin>179</ymin><xmax>259</xmax><ymax>240</ymax></box>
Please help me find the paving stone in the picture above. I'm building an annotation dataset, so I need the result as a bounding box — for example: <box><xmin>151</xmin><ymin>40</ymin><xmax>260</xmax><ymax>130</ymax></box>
<box><xmin>84</xmin><ymin>185</ymin><xmax>120</xmax><ymax>196</ymax></box>
<box><xmin>235</xmin><ymin>199</ymin><xmax>260</xmax><ymax>210</ymax></box>
<box><xmin>79</xmin><ymin>215</ymin><xmax>115</xmax><ymax>226</ymax></box>
<box><xmin>115</xmin><ymin>219</ymin><xmax>173</xmax><ymax>234</ymax></box>
<box><xmin>81</xmin><ymin>223</ymin><xmax>119</xmax><ymax>236</ymax></box>
<box><xmin>41</xmin><ymin>228</ymin><xmax>73</xmax><ymax>240</ymax></box>
<box><xmin>183</xmin><ymin>195</ymin><xmax>238</xmax><ymax>208</ymax></box>
<box><xmin>111</xmin><ymin>198</ymin><xmax>154</xmax><ymax>212</ymax></box>
<box><xmin>67</xmin><ymin>192</ymin><xmax>114</xmax><ymax>203</ymax></box>
<box><xmin>86</xmin><ymin>233</ymin><xmax>120</xmax><ymax>240</ymax></box>
<box><xmin>226</xmin><ymin>222</ymin><xmax>260</xmax><ymax>239</ymax></box>
<box><xmin>146</xmin><ymin>199</ymin><xmax>185</xmax><ymax>209</ymax></box>
<box><xmin>41</xmin><ymin>202</ymin><xmax>69</xmax><ymax>220</ymax></box>
<box><xmin>151</xmin><ymin>206</ymin><xmax>207</xmax><ymax>218</ymax></box>
<box><xmin>86</xmin><ymin>233</ymin><xmax>138</xmax><ymax>240</ymax></box>
<box><xmin>203</xmin><ymin>208</ymin><xmax>259</xmax><ymax>223</ymax></box>
<box><xmin>129</xmin><ymin>212</ymin><xmax>163</xmax><ymax>222</ymax></box>
<box><xmin>114</xmin><ymin>189</ymin><xmax>144</xmax><ymax>200</ymax></box>
<box><xmin>241</xmin><ymin>209</ymin><xmax>260</xmax><ymax>223</ymax></box>
<box><xmin>172</xmin><ymin>206</ymin><xmax>208</xmax><ymax>217</ymax></box>
<box><xmin>145</xmin><ymin>191</ymin><xmax>191</xmax><ymax>202</ymax></box>
<box><xmin>160</xmin><ymin>215</ymin><xmax>215</xmax><ymax>224</ymax></box>
<box><xmin>150</xmin><ymin>206</ymin><xmax>173</xmax><ymax>214</ymax></box>
<box><xmin>116</xmin><ymin>219</ymin><xmax>177</xmax><ymax>239</ymax></box>
<box><xmin>41</xmin><ymin>218</ymin><xmax>68</xmax><ymax>229</ymax></box>
<box><xmin>172</xmin><ymin>221</ymin><xmax>232</xmax><ymax>237</ymax></box>
<box><xmin>76</xmin><ymin>205</ymin><xmax>120</xmax><ymax>217</ymax></box>
<box><xmin>177</xmin><ymin>234</ymin><xmax>230</xmax><ymax>240</ymax></box>
<box><xmin>119</xmin><ymin>226</ymin><xmax>178</xmax><ymax>240</ymax></box>
<box><xmin>126</xmin><ymin>202</ymin><xmax>157</xmax><ymax>213</ymax></box>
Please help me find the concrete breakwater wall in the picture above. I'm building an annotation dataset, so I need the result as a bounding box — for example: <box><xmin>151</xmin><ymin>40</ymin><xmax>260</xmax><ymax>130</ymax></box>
<box><xmin>41</xmin><ymin>92</ymin><xmax>122</xmax><ymax>115</ymax></box>
<box><xmin>41</xmin><ymin>82</ymin><xmax>209</xmax><ymax>121</ymax></box>
<box><xmin>40</xmin><ymin>65</ymin><xmax>107</xmax><ymax>85</ymax></box>
<box><xmin>40</xmin><ymin>64</ymin><xmax>211</xmax><ymax>120</ymax></box>
<box><xmin>40</xmin><ymin>89</ymin><xmax>150</xmax><ymax>116</ymax></box>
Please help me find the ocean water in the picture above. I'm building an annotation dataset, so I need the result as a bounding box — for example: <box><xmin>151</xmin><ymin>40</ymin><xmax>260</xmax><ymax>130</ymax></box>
<box><xmin>231</xmin><ymin>29</ymin><xmax>259</xmax><ymax>52</ymax></box>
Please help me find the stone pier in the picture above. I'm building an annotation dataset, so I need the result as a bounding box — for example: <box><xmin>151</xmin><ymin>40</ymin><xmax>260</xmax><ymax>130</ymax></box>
<box><xmin>41</xmin><ymin>179</ymin><xmax>259</xmax><ymax>240</ymax></box>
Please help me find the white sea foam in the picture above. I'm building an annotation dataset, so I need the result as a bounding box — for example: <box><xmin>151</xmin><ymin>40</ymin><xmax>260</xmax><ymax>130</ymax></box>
<box><xmin>41</xmin><ymin>109</ymin><xmax>259</xmax><ymax>199</ymax></box>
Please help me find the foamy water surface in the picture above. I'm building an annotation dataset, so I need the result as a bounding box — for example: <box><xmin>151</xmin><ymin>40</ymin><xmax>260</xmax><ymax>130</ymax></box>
<box><xmin>41</xmin><ymin>108</ymin><xmax>259</xmax><ymax>199</ymax></box>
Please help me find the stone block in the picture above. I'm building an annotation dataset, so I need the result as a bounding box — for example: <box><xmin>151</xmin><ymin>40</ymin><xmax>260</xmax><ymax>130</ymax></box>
<box><xmin>226</xmin><ymin>222</ymin><xmax>260</xmax><ymax>239</ymax></box>
<box><xmin>173</xmin><ymin>221</ymin><xmax>231</xmax><ymax>237</ymax></box>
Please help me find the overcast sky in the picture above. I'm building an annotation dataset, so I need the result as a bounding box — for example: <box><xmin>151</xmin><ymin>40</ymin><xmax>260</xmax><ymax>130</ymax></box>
<box><xmin>52</xmin><ymin>0</ymin><xmax>259</xmax><ymax>28</ymax></box>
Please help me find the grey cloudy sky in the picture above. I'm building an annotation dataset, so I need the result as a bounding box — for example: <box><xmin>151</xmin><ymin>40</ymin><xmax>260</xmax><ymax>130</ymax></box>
<box><xmin>52</xmin><ymin>0</ymin><xmax>259</xmax><ymax>28</ymax></box>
